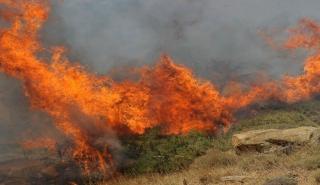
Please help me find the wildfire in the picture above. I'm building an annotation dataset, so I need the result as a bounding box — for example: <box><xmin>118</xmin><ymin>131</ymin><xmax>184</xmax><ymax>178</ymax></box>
<box><xmin>1</xmin><ymin>0</ymin><xmax>320</xmax><ymax>175</ymax></box>
<box><xmin>21</xmin><ymin>137</ymin><xmax>57</xmax><ymax>152</ymax></box>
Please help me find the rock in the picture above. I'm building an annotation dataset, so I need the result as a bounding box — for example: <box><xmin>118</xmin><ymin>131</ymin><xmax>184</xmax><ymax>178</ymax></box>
<box><xmin>220</xmin><ymin>175</ymin><xmax>249</xmax><ymax>183</ymax></box>
<box><xmin>232</xmin><ymin>127</ymin><xmax>320</xmax><ymax>153</ymax></box>
<box><xmin>263</xmin><ymin>176</ymin><xmax>298</xmax><ymax>185</ymax></box>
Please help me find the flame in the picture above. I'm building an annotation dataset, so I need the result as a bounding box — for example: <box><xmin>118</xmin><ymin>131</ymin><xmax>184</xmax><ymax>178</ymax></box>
<box><xmin>21</xmin><ymin>137</ymin><xmax>57</xmax><ymax>152</ymax></box>
<box><xmin>1</xmin><ymin>0</ymin><xmax>320</xmax><ymax>175</ymax></box>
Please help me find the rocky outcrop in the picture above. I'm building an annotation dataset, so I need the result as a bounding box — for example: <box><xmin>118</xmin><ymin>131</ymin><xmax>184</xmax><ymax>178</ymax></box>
<box><xmin>232</xmin><ymin>127</ymin><xmax>320</xmax><ymax>154</ymax></box>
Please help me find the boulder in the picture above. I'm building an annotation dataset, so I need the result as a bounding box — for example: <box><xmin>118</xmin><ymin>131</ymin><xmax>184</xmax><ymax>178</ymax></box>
<box><xmin>232</xmin><ymin>127</ymin><xmax>320</xmax><ymax>153</ymax></box>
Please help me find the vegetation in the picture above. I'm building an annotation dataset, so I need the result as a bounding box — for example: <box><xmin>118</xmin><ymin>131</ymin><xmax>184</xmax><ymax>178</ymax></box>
<box><xmin>107</xmin><ymin>99</ymin><xmax>320</xmax><ymax>185</ymax></box>
<box><xmin>263</xmin><ymin>176</ymin><xmax>298</xmax><ymax>185</ymax></box>
<box><xmin>121</xmin><ymin>129</ymin><xmax>213</xmax><ymax>174</ymax></box>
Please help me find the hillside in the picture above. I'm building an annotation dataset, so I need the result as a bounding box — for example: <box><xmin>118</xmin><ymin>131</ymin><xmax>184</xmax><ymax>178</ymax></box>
<box><xmin>105</xmin><ymin>99</ymin><xmax>320</xmax><ymax>185</ymax></box>
<box><xmin>2</xmin><ymin>100</ymin><xmax>320</xmax><ymax>185</ymax></box>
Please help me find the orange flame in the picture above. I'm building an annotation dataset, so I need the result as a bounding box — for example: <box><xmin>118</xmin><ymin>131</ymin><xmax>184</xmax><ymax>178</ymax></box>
<box><xmin>1</xmin><ymin>0</ymin><xmax>320</xmax><ymax>175</ymax></box>
<box><xmin>21</xmin><ymin>137</ymin><xmax>57</xmax><ymax>152</ymax></box>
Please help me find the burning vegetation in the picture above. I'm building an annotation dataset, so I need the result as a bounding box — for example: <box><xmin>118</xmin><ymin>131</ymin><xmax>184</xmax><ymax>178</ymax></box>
<box><xmin>1</xmin><ymin>0</ymin><xmax>320</xmax><ymax>179</ymax></box>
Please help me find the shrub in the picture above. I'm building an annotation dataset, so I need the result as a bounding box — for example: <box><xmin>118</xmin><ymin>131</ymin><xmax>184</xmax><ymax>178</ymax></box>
<box><xmin>120</xmin><ymin>128</ymin><xmax>213</xmax><ymax>174</ymax></box>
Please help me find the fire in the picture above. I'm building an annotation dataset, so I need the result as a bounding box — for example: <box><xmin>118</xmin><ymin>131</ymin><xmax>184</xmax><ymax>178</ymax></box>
<box><xmin>21</xmin><ymin>137</ymin><xmax>57</xmax><ymax>152</ymax></box>
<box><xmin>1</xmin><ymin>0</ymin><xmax>320</xmax><ymax>175</ymax></box>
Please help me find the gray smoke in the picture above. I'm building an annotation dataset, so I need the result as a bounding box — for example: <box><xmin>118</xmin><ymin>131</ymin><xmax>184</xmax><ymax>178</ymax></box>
<box><xmin>1</xmin><ymin>0</ymin><xmax>320</xmax><ymax>158</ymax></box>
<box><xmin>42</xmin><ymin>0</ymin><xmax>320</xmax><ymax>82</ymax></box>
<box><xmin>0</xmin><ymin>74</ymin><xmax>59</xmax><ymax>160</ymax></box>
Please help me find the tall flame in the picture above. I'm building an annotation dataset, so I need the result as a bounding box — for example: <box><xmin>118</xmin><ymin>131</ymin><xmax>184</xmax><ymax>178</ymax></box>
<box><xmin>1</xmin><ymin>0</ymin><xmax>320</xmax><ymax>174</ymax></box>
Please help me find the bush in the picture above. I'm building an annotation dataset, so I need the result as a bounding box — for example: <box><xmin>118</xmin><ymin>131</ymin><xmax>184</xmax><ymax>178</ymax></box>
<box><xmin>120</xmin><ymin>128</ymin><xmax>213</xmax><ymax>174</ymax></box>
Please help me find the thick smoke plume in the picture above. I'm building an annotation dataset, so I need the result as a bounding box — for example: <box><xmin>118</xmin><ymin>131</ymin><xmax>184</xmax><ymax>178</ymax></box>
<box><xmin>1</xmin><ymin>0</ymin><xmax>320</xmax><ymax>176</ymax></box>
<box><xmin>44</xmin><ymin>0</ymin><xmax>320</xmax><ymax>78</ymax></box>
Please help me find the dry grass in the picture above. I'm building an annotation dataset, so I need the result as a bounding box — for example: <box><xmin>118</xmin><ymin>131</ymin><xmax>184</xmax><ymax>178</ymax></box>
<box><xmin>103</xmin><ymin>146</ymin><xmax>320</xmax><ymax>185</ymax></box>
<box><xmin>312</xmin><ymin>169</ymin><xmax>320</xmax><ymax>184</ymax></box>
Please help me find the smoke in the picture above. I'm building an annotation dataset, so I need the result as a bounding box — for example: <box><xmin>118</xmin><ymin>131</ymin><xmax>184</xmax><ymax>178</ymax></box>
<box><xmin>0</xmin><ymin>74</ymin><xmax>59</xmax><ymax>161</ymax></box>
<box><xmin>43</xmin><ymin>0</ymin><xmax>320</xmax><ymax>81</ymax></box>
<box><xmin>0</xmin><ymin>0</ymin><xmax>320</xmax><ymax>162</ymax></box>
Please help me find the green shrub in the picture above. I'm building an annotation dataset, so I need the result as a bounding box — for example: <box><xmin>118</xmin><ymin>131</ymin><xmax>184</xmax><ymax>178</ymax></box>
<box><xmin>121</xmin><ymin>128</ymin><xmax>213</xmax><ymax>174</ymax></box>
